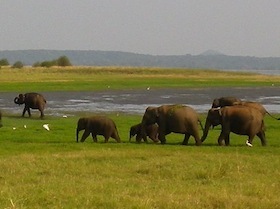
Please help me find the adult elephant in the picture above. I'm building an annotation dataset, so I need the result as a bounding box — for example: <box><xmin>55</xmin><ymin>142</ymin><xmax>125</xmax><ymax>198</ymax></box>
<box><xmin>141</xmin><ymin>104</ymin><xmax>203</xmax><ymax>145</ymax></box>
<box><xmin>76</xmin><ymin>116</ymin><xmax>121</xmax><ymax>143</ymax></box>
<box><xmin>129</xmin><ymin>123</ymin><xmax>159</xmax><ymax>143</ymax></box>
<box><xmin>0</xmin><ymin>110</ymin><xmax>2</xmax><ymax>128</ymax></box>
<box><xmin>14</xmin><ymin>93</ymin><xmax>46</xmax><ymax>118</ymax></box>
<box><xmin>201</xmin><ymin>106</ymin><xmax>266</xmax><ymax>147</ymax></box>
<box><xmin>211</xmin><ymin>96</ymin><xmax>241</xmax><ymax>108</ymax></box>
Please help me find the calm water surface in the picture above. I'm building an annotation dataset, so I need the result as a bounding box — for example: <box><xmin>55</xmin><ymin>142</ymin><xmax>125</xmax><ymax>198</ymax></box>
<box><xmin>1</xmin><ymin>87</ymin><xmax>280</xmax><ymax>116</ymax></box>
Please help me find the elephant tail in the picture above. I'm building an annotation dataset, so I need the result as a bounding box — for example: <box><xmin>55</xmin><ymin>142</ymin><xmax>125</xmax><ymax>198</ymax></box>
<box><xmin>265</xmin><ymin>110</ymin><xmax>280</xmax><ymax>120</ymax></box>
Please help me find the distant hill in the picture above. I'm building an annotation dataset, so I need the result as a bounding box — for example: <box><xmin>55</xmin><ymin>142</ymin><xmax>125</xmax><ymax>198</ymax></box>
<box><xmin>1</xmin><ymin>49</ymin><xmax>280</xmax><ymax>70</ymax></box>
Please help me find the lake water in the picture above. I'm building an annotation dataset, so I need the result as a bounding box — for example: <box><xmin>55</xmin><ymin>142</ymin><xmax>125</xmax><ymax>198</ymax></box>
<box><xmin>1</xmin><ymin>87</ymin><xmax>280</xmax><ymax>116</ymax></box>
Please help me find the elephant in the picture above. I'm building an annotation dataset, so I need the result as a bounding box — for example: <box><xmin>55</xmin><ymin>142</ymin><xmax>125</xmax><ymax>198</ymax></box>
<box><xmin>201</xmin><ymin>105</ymin><xmax>266</xmax><ymax>146</ymax></box>
<box><xmin>129</xmin><ymin>123</ymin><xmax>159</xmax><ymax>143</ymax></box>
<box><xmin>0</xmin><ymin>110</ymin><xmax>2</xmax><ymax>128</ymax></box>
<box><xmin>211</xmin><ymin>96</ymin><xmax>241</xmax><ymax>108</ymax></box>
<box><xmin>76</xmin><ymin>116</ymin><xmax>121</xmax><ymax>143</ymax></box>
<box><xmin>14</xmin><ymin>92</ymin><xmax>46</xmax><ymax>118</ymax></box>
<box><xmin>141</xmin><ymin>104</ymin><xmax>203</xmax><ymax>145</ymax></box>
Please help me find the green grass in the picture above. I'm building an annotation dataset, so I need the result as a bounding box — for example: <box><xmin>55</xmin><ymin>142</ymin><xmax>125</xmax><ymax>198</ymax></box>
<box><xmin>0</xmin><ymin>66</ymin><xmax>279</xmax><ymax>92</ymax></box>
<box><xmin>0</xmin><ymin>67</ymin><xmax>280</xmax><ymax>208</ymax></box>
<box><xmin>0</xmin><ymin>113</ymin><xmax>279</xmax><ymax>208</ymax></box>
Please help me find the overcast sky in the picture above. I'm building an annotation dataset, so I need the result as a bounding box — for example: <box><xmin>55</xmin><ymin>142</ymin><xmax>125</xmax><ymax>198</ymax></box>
<box><xmin>1</xmin><ymin>0</ymin><xmax>280</xmax><ymax>57</ymax></box>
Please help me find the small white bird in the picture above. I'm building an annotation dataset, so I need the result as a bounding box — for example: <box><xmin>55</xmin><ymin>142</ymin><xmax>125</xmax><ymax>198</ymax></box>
<box><xmin>246</xmin><ymin>140</ymin><xmax>253</xmax><ymax>147</ymax></box>
<box><xmin>43</xmin><ymin>124</ymin><xmax>50</xmax><ymax>131</ymax></box>
<box><xmin>24</xmin><ymin>125</ymin><xmax>27</xmax><ymax>128</ymax></box>
<box><xmin>147</xmin><ymin>87</ymin><xmax>150</xmax><ymax>90</ymax></box>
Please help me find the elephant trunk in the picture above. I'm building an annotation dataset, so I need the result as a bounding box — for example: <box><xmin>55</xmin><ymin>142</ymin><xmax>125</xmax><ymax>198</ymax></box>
<box><xmin>201</xmin><ymin>119</ymin><xmax>211</xmax><ymax>142</ymax></box>
<box><xmin>129</xmin><ymin>132</ymin><xmax>133</xmax><ymax>142</ymax></box>
<box><xmin>140</xmin><ymin>123</ymin><xmax>148</xmax><ymax>142</ymax></box>
<box><xmin>14</xmin><ymin>97</ymin><xmax>20</xmax><ymax>105</ymax></box>
<box><xmin>76</xmin><ymin>128</ymin><xmax>80</xmax><ymax>143</ymax></box>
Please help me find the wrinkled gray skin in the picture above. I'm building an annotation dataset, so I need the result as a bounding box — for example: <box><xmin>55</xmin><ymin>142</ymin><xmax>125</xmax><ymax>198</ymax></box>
<box><xmin>129</xmin><ymin>123</ymin><xmax>159</xmax><ymax>143</ymax></box>
<box><xmin>76</xmin><ymin>116</ymin><xmax>121</xmax><ymax>143</ymax></box>
<box><xmin>0</xmin><ymin>110</ymin><xmax>2</xmax><ymax>128</ymax></box>
<box><xmin>14</xmin><ymin>93</ymin><xmax>46</xmax><ymax>118</ymax></box>
<box><xmin>201</xmin><ymin>106</ymin><xmax>266</xmax><ymax>146</ymax></box>
<box><xmin>211</xmin><ymin>96</ymin><xmax>241</xmax><ymax>108</ymax></box>
<box><xmin>141</xmin><ymin>104</ymin><xmax>203</xmax><ymax>145</ymax></box>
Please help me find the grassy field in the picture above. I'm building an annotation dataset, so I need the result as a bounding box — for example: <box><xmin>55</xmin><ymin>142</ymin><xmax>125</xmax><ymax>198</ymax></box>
<box><xmin>0</xmin><ymin>66</ymin><xmax>279</xmax><ymax>91</ymax></box>
<box><xmin>0</xmin><ymin>67</ymin><xmax>280</xmax><ymax>208</ymax></box>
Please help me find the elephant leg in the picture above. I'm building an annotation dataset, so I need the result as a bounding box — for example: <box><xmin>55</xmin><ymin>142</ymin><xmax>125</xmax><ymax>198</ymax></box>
<box><xmin>80</xmin><ymin>130</ymin><xmax>90</xmax><ymax>142</ymax></box>
<box><xmin>39</xmin><ymin>109</ymin><xmax>44</xmax><ymax>118</ymax></box>
<box><xmin>182</xmin><ymin>133</ymin><xmax>190</xmax><ymax>145</ymax></box>
<box><xmin>159</xmin><ymin>133</ymin><xmax>166</xmax><ymax>144</ymax></box>
<box><xmin>112</xmin><ymin>131</ymin><xmax>121</xmax><ymax>143</ymax></box>
<box><xmin>224</xmin><ymin>134</ymin><xmax>230</xmax><ymax>146</ymax></box>
<box><xmin>22</xmin><ymin>107</ymin><xmax>27</xmax><ymax>117</ymax></box>
<box><xmin>257</xmin><ymin>131</ymin><xmax>266</xmax><ymax>146</ymax></box>
<box><xmin>192</xmin><ymin>131</ymin><xmax>202</xmax><ymax>146</ymax></box>
<box><xmin>136</xmin><ymin>134</ymin><xmax>143</xmax><ymax>143</ymax></box>
<box><xmin>150</xmin><ymin>132</ymin><xmax>159</xmax><ymax>143</ymax></box>
<box><xmin>150</xmin><ymin>136</ymin><xmax>159</xmax><ymax>143</ymax></box>
<box><xmin>27</xmin><ymin>108</ymin><xmax>31</xmax><ymax>117</ymax></box>
<box><xmin>218</xmin><ymin>132</ymin><xmax>225</xmax><ymax>146</ymax></box>
<box><xmin>104</xmin><ymin>136</ymin><xmax>109</xmax><ymax>143</ymax></box>
<box><xmin>91</xmin><ymin>133</ymin><xmax>97</xmax><ymax>142</ymax></box>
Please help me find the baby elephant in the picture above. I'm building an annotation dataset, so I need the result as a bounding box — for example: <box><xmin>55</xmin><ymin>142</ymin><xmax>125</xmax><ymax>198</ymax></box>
<box><xmin>129</xmin><ymin>123</ymin><xmax>159</xmax><ymax>143</ymax></box>
<box><xmin>76</xmin><ymin>116</ymin><xmax>121</xmax><ymax>143</ymax></box>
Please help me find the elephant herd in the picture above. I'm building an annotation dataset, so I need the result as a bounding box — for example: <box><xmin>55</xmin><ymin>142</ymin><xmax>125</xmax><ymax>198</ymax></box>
<box><xmin>77</xmin><ymin>96</ymin><xmax>279</xmax><ymax>147</ymax></box>
<box><xmin>0</xmin><ymin>92</ymin><xmax>279</xmax><ymax>147</ymax></box>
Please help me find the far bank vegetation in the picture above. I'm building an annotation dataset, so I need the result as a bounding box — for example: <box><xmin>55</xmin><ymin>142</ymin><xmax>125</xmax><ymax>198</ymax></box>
<box><xmin>33</xmin><ymin>55</ymin><xmax>72</xmax><ymax>67</ymax></box>
<box><xmin>0</xmin><ymin>56</ymin><xmax>72</xmax><ymax>69</ymax></box>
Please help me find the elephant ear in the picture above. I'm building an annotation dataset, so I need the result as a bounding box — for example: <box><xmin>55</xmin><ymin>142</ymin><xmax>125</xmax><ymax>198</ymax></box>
<box><xmin>19</xmin><ymin>94</ymin><xmax>24</xmax><ymax>100</ymax></box>
<box><xmin>154</xmin><ymin>108</ymin><xmax>160</xmax><ymax>118</ymax></box>
<box><xmin>212</xmin><ymin>98</ymin><xmax>219</xmax><ymax>108</ymax></box>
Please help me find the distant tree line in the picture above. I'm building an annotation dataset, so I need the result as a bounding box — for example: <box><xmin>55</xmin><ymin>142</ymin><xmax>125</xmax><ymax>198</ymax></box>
<box><xmin>33</xmin><ymin>56</ymin><xmax>72</xmax><ymax>68</ymax></box>
<box><xmin>0</xmin><ymin>56</ymin><xmax>72</xmax><ymax>69</ymax></box>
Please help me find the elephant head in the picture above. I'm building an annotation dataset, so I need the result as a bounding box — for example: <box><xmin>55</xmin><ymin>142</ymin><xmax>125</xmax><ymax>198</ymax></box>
<box><xmin>14</xmin><ymin>94</ymin><xmax>25</xmax><ymax>105</ymax></box>
<box><xmin>141</xmin><ymin>107</ymin><xmax>159</xmax><ymax>125</ymax></box>
<box><xmin>76</xmin><ymin>117</ymin><xmax>88</xmax><ymax>142</ymax></box>
<box><xmin>129</xmin><ymin>124</ymin><xmax>140</xmax><ymax>142</ymax></box>
<box><xmin>201</xmin><ymin>108</ymin><xmax>222</xmax><ymax>142</ymax></box>
<box><xmin>212</xmin><ymin>97</ymin><xmax>241</xmax><ymax>108</ymax></box>
<box><xmin>129</xmin><ymin>123</ymin><xmax>159</xmax><ymax>143</ymax></box>
<box><xmin>140</xmin><ymin>107</ymin><xmax>158</xmax><ymax>141</ymax></box>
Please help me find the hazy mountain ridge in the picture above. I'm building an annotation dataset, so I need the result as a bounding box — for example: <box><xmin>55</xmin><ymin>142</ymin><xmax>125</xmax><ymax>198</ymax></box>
<box><xmin>1</xmin><ymin>50</ymin><xmax>280</xmax><ymax>70</ymax></box>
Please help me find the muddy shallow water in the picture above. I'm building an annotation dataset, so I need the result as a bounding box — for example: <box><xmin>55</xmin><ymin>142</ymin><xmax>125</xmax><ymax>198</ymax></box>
<box><xmin>1</xmin><ymin>87</ymin><xmax>280</xmax><ymax>116</ymax></box>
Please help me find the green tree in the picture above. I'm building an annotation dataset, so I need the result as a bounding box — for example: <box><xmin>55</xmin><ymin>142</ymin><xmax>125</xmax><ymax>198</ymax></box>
<box><xmin>56</xmin><ymin>56</ymin><xmax>72</xmax><ymax>66</ymax></box>
<box><xmin>40</xmin><ymin>60</ymin><xmax>56</xmax><ymax>68</ymax></box>
<box><xmin>12</xmin><ymin>61</ymin><xmax>24</xmax><ymax>69</ymax></box>
<box><xmin>0</xmin><ymin>58</ymin><xmax>9</xmax><ymax>66</ymax></box>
